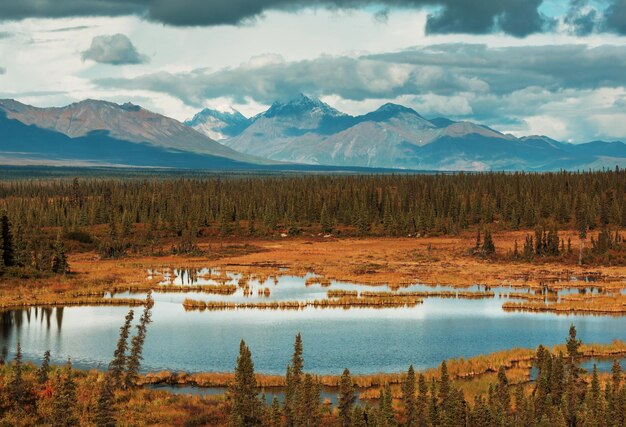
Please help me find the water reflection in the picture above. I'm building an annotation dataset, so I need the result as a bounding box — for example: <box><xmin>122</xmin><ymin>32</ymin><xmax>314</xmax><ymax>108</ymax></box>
<box><xmin>2</xmin><ymin>269</ymin><xmax>626</xmax><ymax>376</ymax></box>
<box><xmin>1</xmin><ymin>308</ymin><xmax>65</xmax><ymax>362</ymax></box>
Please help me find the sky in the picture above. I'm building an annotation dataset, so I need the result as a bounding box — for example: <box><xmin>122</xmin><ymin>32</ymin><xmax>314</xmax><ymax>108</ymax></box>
<box><xmin>1</xmin><ymin>0</ymin><xmax>626</xmax><ymax>143</ymax></box>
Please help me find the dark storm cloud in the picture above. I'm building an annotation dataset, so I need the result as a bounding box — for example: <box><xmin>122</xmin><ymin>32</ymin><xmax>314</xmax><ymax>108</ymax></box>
<box><xmin>0</xmin><ymin>0</ymin><xmax>553</xmax><ymax>37</ymax></box>
<box><xmin>94</xmin><ymin>44</ymin><xmax>626</xmax><ymax>107</ymax></box>
<box><xmin>425</xmin><ymin>0</ymin><xmax>554</xmax><ymax>37</ymax></box>
<box><xmin>82</xmin><ymin>34</ymin><xmax>148</xmax><ymax>65</ymax></box>
<box><xmin>605</xmin><ymin>0</ymin><xmax>626</xmax><ymax>34</ymax></box>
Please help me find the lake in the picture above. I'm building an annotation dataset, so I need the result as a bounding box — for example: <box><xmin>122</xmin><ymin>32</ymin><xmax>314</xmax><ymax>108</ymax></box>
<box><xmin>2</xmin><ymin>270</ymin><xmax>626</xmax><ymax>376</ymax></box>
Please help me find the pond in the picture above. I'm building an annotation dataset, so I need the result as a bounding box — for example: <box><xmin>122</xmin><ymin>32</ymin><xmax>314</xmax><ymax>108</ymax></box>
<box><xmin>2</xmin><ymin>270</ymin><xmax>626</xmax><ymax>376</ymax></box>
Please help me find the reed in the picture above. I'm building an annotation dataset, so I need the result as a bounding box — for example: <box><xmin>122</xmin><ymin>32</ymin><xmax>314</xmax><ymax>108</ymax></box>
<box><xmin>503</xmin><ymin>295</ymin><xmax>626</xmax><ymax>315</ymax></box>
<box><xmin>153</xmin><ymin>284</ymin><xmax>237</xmax><ymax>295</ymax></box>
<box><xmin>327</xmin><ymin>289</ymin><xmax>358</xmax><ymax>298</ymax></box>
<box><xmin>182</xmin><ymin>296</ymin><xmax>423</xmax><ymax>311</ymax></box>
<box><xmin>305</xmin><ymin>276</ymin><xmax>332</xmax><ymax>287</ymax></box>
<box><xmin>0</xmin><ymin>297</ymin><xmax>146</xmax><ymax>309</ymax></box>
<box><xmin>359</xmin><ymin>290</ymin><xmax>496</xmax><ymax>299</ymax></box>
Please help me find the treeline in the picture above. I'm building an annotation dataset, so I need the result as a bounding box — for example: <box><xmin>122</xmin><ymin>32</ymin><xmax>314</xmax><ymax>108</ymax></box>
<box><xmin>0</xmin><ymin>171</ymin><xmax>624</xmax><ymax>255</ymax></box>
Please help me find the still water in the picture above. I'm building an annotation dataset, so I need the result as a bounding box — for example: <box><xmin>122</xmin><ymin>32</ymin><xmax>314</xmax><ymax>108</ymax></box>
<box><xmin>2</xmin><ymin>271</ymin><xmax>626</xmax><ymax>376</ymax></box>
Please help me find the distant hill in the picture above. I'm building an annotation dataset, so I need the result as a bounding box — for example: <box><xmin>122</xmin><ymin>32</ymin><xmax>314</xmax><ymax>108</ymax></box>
<box><xmin>189</xmin><ymin>94</ymin><xmax>626</xmax><ymax>171</ymax></box>
<box><xmin>0</xmin><ymin>99</ymin><xmax>268</xmax><ymax>168</ymax></box>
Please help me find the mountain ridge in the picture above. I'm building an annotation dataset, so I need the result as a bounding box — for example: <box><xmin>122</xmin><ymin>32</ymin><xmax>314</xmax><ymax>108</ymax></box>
<box><xmin>1</xmin><ymin>96</ymin><xmax>625</xmax><ymax>171</ymax></box>
<box><xmin>187</xmin><ymin>94</ymin><xmax>626</xmax><ymax>171</ymax></box>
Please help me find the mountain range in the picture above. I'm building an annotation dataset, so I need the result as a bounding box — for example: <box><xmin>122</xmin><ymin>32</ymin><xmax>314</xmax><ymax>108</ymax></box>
<box><xmin>1</xmin><ymin>95</ymin><xmax>626</xmax><ymax>171</ymax></box>
<box><xmin>187</xmin><ymin>94</ymin><xmax>626</xmax><ymax>171</ymax></box>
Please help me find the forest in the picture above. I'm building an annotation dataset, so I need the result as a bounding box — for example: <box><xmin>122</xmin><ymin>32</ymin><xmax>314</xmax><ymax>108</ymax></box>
<box><xmin>0</xmin><ymin>169</ymin><xmax>625</xmax><ymax>278</ymax></box>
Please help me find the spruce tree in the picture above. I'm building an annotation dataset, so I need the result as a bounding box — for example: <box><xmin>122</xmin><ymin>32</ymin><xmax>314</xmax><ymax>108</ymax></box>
<box><xmin>379</xmin><ymin>383</ymin><xmax>396</xmax><ymax>427</ymax></box>
<box><xmin>109</xmin><ymin>310</ymin><xmax>134</xmax><ymax>388</ymax></box>
<box><xmin>402</xmin><ymin>365</ymin><xmax>417</xmax><ymax>427</ymax></box>
<box><xmin>37</xmin><ymin>350</ymin><xmax>51</xmax><ymax>386</ymax></box>
<box><xmin>439</xmin><ymin>361</ymin><xmax>451</xmax><ymax>402</ymax></box>
<box><xmin>51</xmin><ymin>233</ymin><xmax>70</xmax><ymax>274</ymax></box>
<box><xmin>285</xmin><ymin>333</ymin><xmax>304</xmax><ymax>426</ymax></box>
<box><xmin>482</xmin><ymin>230</ymin><xmax>496</xmax><ymax>257</ymax></box>
<box><xmin>94</xmin><ymin>375</ymin><xmax>116</xmax><ymax>427</ymax></box>
<box><xmin>52</xmin><ymin>360</ymin><xmax>79</xmax><ymax>427</ymax></box>
<box><xmin>9</xmin><ymin>342</ymin><xmax>29</xmax><ymax>409</ymax></box>
<box><xmin>270</xmin><ymin>396</ymin><xmax>282</xmax><ymax>427</ymax></box>
<box><xmin>416</xmin><ymin>374</ymin><xmax>429</xmax><ymax>427</ymax></box>
<box><xmin>229</xmin><ymin>340</ymin><xmax>262</xmax><ymax>426</ymax></box>
<box><xmin>1</xmin><ymin>211</ymin><xmax>14</xmax><ymax>267</ymax></box>
<box><xmin>338</xmin><ymin>368</ymin><xmax>355</xmax><ymax>427</ymax></box>
<box><xmin>125</xmin><ymin>293</ymin><xmax>153</xmax><ymax>389</ymax></box>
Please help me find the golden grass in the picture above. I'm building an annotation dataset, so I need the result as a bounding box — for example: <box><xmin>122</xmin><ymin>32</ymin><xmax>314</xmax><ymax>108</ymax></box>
<box><xmin>503</xmin><ymin>294</ymin><xmax>626</xmax><ymax>314</ymax></box>
<box><xmin>182</xmin><ymin>296</ymin><xmax>423</xmax><ymax>310</ymax></box>
<box><xmin>153</xmin><ymin>284</ymin><xmax>237</xmax><ymax>295</ymax></box>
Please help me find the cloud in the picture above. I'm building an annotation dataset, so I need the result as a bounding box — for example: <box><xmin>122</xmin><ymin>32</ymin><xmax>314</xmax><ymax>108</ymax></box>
<box><xmin>95</xmin><ymin>53</ymin><xmax>489</xmax><ymax>107</ymax></box>
<box><xmin>368</xmin><ymin>44</ymin><xmax>626</xmax><ymax>93</ymax></box>
<box><xmin>92</xmin><ymin>42</ymin><xmax>626</xmax><ymax>142</ymax></box>
<box><xmin>95</xmin><ymin>44</ymin><xmax>626</xmax><ymax>107</ymax></box>
<box><xmin>605</xmin><ymin>0</ymin><xmax>626</xmax><ymax>34</ymax></box>
<box><xmin>0</xmin><ymin>0</ymin><xmax>565</xmax><ymax>37</ymax></box>
<box><xmin>425</xmin><ymin>0</ymin><xmax>554</xmax><ymax>37</ymax></box>
<box><xmin>564</xmin><ymin>0</ymin><xmax>599</xmax><ymax>36</ymax></box>
<box><xmin>0</xmin><ymin>67</ymin><xmax>5</xmax><ymax>75</ymax></box>
<box><xmin>82</xmin><ymin>34</ymin><xmax>148</xmax><ymax>65</ymax></box>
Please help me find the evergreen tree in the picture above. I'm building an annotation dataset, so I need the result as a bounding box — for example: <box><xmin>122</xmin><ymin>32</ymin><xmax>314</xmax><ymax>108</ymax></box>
<box><xmin>229</xmin><ymin>340</ymin><xmax>262</xmax><ymax>426</ymax></box>
<box><xmin>270</xmin><ymin>396</ymin><xmax>282</xmax><ymax>427</ymax></box>
<box><xmin>37</xmin><ymin>350</ymin><xmax>51</xmax><ymax>386</ymax></box>
<box><xmin>403</xmin><ymin>365</ymin><xmax>418</xmax><ymax>427</ymax></box>
<box><xmin>482</xmin><ymin>230</ymin><xmax>496</xmax><ymax>256</ymax></box>
<box><xmin>52</xmin><ymin>360</ymin><xmax>79</xmax><ymax>427</ymax></box>
<box><xmin>94</xmin><ymin>375</ymin><xmax>116</xmax><ymax>427</ymax></box>
<box><xmin>125</xmin><ymin>293</ymin><xmax>153</xmax><ymax>389</ymax></box>
<box><xmin>576</xmin><ymin>203</ymin><xmax>588</xmax><ymax>265</ymax></box>
<box><xmin>320</xmin><ymin>203</ymin><xmax>333</xmax><ymax>234</ymax></box>
<box><xmin>566</xmin><ymin>324</ymin><xmax>582</xmax><ymax>374</ymax></box>
<box><xmin>439</xmin><ymin>361</ymin><xmax>451</xmax><ymax>402</ymax></box>
<box><xmin>51</xmin><ymin>233</ymin><xmax>70</xmax><ymax>274</ymax></box>
<box><xmin>338</xmin><ymin>368</ymin><xmax>356</xmax><ymax>427</ymax></box>
<box><xmin>285</xmin><ymin>333</ymin><xmax>304</xmax><ymax>426</ymax></box>
<box><xmin>109</xmin><ymin>310</ymin><xmax>134</xmax><ymax>388</ymax></box>
<box><xmin>416</xmin><ymin>374</ymin><xmax>429</xmax><ymax>427</ymax></box>
<box><xmin>9</xmin><ymin>342</ymin><xmax>29</xmax><ymax>409</ymax></box>
<box><xmin>0</xmin><ymin>211</ymin><xmax>14</xmax><ymax>267</ymax></box>
<box><xmin>379</xmin><ymin>383</ymin><xmax>396</xmax><ymax>427</ymax></box>
<box><xmin>299</xmin><ymin>373</ymin><xmax>321</xmax><ymax>427</ymax></box>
